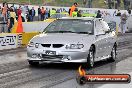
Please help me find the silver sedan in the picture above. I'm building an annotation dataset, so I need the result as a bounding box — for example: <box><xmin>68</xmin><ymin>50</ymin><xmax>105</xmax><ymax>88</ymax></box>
<box><xmin>27</xmin><ymin>17</ymin><xmax>117</xmax><ymax>67</ymax></box>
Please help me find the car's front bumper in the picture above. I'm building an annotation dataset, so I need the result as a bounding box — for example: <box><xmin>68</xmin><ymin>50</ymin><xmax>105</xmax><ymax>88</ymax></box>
<box><xmin>27</xmin><ymin>49</ymin><xmax>88</xmax><ymax>63</ymax></box>
<box><xmin>27</xmin><ymin>58</ymin><xmax>87</xmax><ymax>63</ymax></box>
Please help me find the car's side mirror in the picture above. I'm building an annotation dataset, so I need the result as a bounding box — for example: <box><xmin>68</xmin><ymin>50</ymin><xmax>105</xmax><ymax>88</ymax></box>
<box><xmin>105</xmin><ymin>31</ymin><xmax>110</xmax><ymax>34</ymax></box>
<box><xmin>105</xmin><ymin>29</ymin><xmax>112</xmax><ymax>34</ymax></box>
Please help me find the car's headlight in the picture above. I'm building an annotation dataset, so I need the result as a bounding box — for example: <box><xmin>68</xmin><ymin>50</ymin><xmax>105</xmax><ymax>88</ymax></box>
<box><xmin>28</xmin><ymin>42</ymin><xmax>35</xmax><ymax>47</ymax></box>
<box><xmin>35</xmin><ymin>43</ymin><xmax>39</xmax><ymax>48</ymax></box>
<box><xmin>65</xmin><ymin>44</ymin><xmax>84</xmax><ymax>49</ymax></box>
<box><xmin>28</xmin><ymin>42</ymin><xmax>39</xmax><ymax>48</ymax></box>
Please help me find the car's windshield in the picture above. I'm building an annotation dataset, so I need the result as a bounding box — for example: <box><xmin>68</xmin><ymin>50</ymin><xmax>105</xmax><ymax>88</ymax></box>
<box><xmin>44</xmin><ymin>19</ymin><xmax>94</xmax><ymax>34</ymax></box>
<box><xmin>50</xmin><ymin>14</ymin><xmax>68</xmax><ymax>19</ymax></box>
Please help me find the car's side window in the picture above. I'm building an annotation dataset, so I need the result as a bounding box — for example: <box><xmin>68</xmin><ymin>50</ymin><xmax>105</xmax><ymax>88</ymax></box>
<box><xmin>101</xmin><ymin>20</ymin><xmax>110</xmax><ymax>32</ymax></box>
<box><xmin>95</xmin><ymin>19</ymin><xmax>105</xmax><ymax>35</ymax></box>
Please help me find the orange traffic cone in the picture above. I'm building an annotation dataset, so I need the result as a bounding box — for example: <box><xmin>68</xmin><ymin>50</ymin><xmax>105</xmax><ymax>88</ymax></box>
<box><xmin>16</xmin><ymin>15</ymin><xmax>23</xmax><ymax>33</ymax></box>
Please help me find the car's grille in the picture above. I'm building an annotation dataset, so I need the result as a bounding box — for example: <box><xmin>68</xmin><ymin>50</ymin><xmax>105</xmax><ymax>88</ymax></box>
<box><xmin>42</xmin><ymin>54</ymin><xmax>63</xmax><ymax>59</ymax></box>
<box><xmin>41</xmin><ymin>44</ymin><xmax>51</xmax><ymax>47</ymax></box>
<box><xmin>53</xmin><ymin>44</ymin><xmax>64</xmax><ymax>48</ymax></box>
<box><xmin>41</xmin><ymin>44</ymin><xmax>64</xmax><ymax>48</ymax></box>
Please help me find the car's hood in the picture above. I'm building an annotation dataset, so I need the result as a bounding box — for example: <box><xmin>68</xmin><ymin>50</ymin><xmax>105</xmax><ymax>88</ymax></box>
<box><xmin>31</xmin><ymin>33</ymin><xmax>94</xmax><ymax>44</ymax></box>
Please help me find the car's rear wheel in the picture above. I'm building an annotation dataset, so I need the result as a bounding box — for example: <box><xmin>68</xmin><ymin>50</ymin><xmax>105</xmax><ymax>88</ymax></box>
<box><xmin>28</xmin><ymin>61</ymin><xmax>39</xmax><ymax>66</ymax></box>
<box><xmin>85</xmin><ymin>46</ymin><xmax>95</xmax><ymax>68</ymax></box>
<box><xmin>110</xmin><ymin>45</ymin><xmax>117</xmax><ymax>62</ymax></box>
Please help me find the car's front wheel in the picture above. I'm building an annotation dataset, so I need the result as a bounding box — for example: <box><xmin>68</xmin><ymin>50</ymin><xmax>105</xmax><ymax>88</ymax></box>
<box><xmin>28</xmin><ymin>61</ymin><xmax>39</xmax><ymax>66</ymax></box>
<box><xmin>86</xmin><ymin>46</ymin><xmax>95</xmax><ymax>68</ymax></box>
<box><xmin>110</xmin><ymin>45</ymin><xmax>117</xmax><ymax>61</ymax></box>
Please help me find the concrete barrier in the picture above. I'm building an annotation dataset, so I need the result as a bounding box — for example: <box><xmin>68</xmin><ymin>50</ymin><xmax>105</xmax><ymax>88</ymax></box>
<box><xmin>22</xmin><ymin>32</ymin><xmax>39</xmax><ymax>46</ymax></box>
<box><xmin>0</xmin><ymin>33</ymin><xmax>22</xmax><ymax>50</ymax></box>
<box><xmin>11</xmin><ymin>21</ymin><xmax>51</xmax><ymax>33</ymax></box>
<box><xmin>0</xmin><ymin>32</ymin><xmax>39</xmax><ymax>50</ymax></box>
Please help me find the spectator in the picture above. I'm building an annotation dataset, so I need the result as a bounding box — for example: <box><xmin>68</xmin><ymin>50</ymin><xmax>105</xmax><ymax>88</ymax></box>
<box><xmin>45</xmin><ymin>8</ymin><xmax>49</xmax><ymax>19</ymax></box>
<box><xmin>2</xmin><ymin>2</ymin><xmax>8</xmax><ymax>23</ymax></box>
<box><xmin>88</xmin><ymin>0</ymin><xmax>93</xmax><ymax>8</ymax></box>
<box><xmin>14</xmin><ymin>7</ymin><xmax>18</xmax><ymax>16</ymax></box>
<box><xmin>123</xmin><ymin>0</ymin><xmax>126</xmax><ymax>9</ymax></box>
<box><xmin>29</xmin><ymin>7</ymin><xmax>35</xmax><ymax>21</ymax></box>
<box><xmin>123</xmin><ymin>0</ymin><xmax>130</xmax><ymax>10</ymax></box>
<box><xmin>38</xmin><ymin>6</ymin><xmax>41</xmax><ymax>21</ymax></box>
<box><xmin>116</xmin><ymin>10</ymin><xmax>121</xmax><ymax>16</ymax></box>
<box><xmin>104</xmin><ymin>0</ymin><xmax>107</xmax><ymax>4</ymax></box>
<box><xmin>41</xmin><ymin>7</ymin><xmax>45</xmax><ymax>21</ymax></box>
<box><xmin>21</xmin><ymin>5</ymin><xmax>27</xmax><ymax>22</ymax></box>
<box><xmin>56</xmin><ymin>9</ymin><xmax>61</xmax><ymax>13</ymax></box>
<box><xmin>127</xmin><ymin>8</ymin><xmax>131</xmax><ymax>16</ymax></box>
<box><xmin>50</xmin><ymin>8</ymin><xmax>56</xmax><ymax>17</ymax></box>
<box><xmin>96</xmin><ymin>10</ymin><xmax>102</xmax><ymax>18</ymax></box>
<box><xmin>120</xmin><ymin>12</ymin><xmax>128</xmax><ymax>33</ymax></box>
<box><xmin>17</xmin><ymin>6</ymin><xmax>22</xmax><ymax>17</ymax></box>
<box><xmin>10</xmin><ymin>5</ymin><xmax>15</xmax><ymax>11</ymax></box>
<box><xmin>115</xmin><ymin>0</ymin><xmax>118</xmax><ymax>9</ymax></box>
<box><xmin>7</xmin><ymin>5</ymin><xmax>10</xmax><ymax>23</ymax></box>
<box><xmin>72</xmin><ymin>8</ymin><xmax>78</xmax><ymax>17</ymax></box>
<box><xmin>113</xmin><ymin>10</ymin><xmax>117</xmax><ymax>16</ymax></box>
<box><xmin>105</xmin><ymin>11</ymin><xmax>111</xmax><ymax>16</ymax></box>
<box><xmin>21</xmin><ymin>14</ymin><xmax>25</xmax><ymax>22</ymax></box>
<box><xmin>0</xmin><ymin>6</ymin><xmax>2</xmax><ymax>16</ymax></box>
<box><xmin>83</xmin><ymin>0</ymin><xmax>87</xmax><ymax>7</ymax></box>
<box><xmin>48</xmin><ymin>10</ymin><xmax>50</xmax><ymax>18</ymax></box>
<box><xmin>26</xmin><ymin>6</ymin><xmax>30</xmax><ymax>22</ymax></box>
<box><xmin>68</xmin><ymin>8</ymin><xmax>71</xmax><ymax>15</ymax></box>
<box><xmin>107</xmin><ymin>0</ymin><xmax>112</xmax><ymax>9</ymax></box>
<box><xmin>111</xmin><ymin>0</ymin><xmax>115</xmax><ymax>8</ymax></box>
<box><xmin>117</xmin><ymin>0</ymin><xmax>121</xmax><ymax>8</ymax></box>
<box><xmin>8</xmin><ymin>8</ymin><xmax>16</xmax><ymax>33</ymax></box>
<box><xmin>69</xmin><ymin>2</ymin><xmax>78</xmax><ymax>17</ymax></box>
<box><xmin>101</xmin><ymin>11</ymin><xmax>106</xmax><ymax>18</ymax></box>
<box><xmin>77</xmin><ymin>10</ymin><xmax>82</xmax><ymax>17</ymax></box>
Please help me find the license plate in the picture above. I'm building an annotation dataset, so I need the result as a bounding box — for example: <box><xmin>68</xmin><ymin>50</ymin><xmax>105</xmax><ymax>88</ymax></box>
<box><xmin>45</xmin><ymin>51</ymin><xmax>56</xmax><ymax>55</ymax></box>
